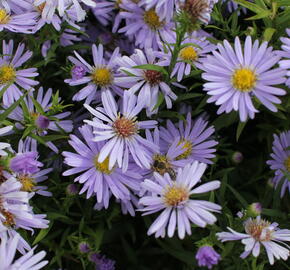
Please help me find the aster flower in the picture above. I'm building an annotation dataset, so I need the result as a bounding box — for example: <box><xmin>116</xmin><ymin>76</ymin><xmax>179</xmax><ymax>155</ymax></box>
<box><xmin>179</xmin><ymin>0</ymin><xmax>218</xmax><ymax>25</ymax></box>
<box><xmin>0</xmin><ymin>0</ymin><xmax>34</xmax><ymax>14</ymax></box>
<box><xmin>0</xmin><ymin>40</ymin><xmax>39</xmax><ymax>105</ymax></box>
<box><xmin>7</xmin><ymin>87</ymin><xmax>73</xmax><ymax>152</ymax></box>
<box><xmin>0</xmin><ymin>126</ymin><xmax>13</xmax><ymax>156</ymax></box>
<box><xmin>0</xmin><ymin>233</ymin><xmax>48</xmax><ymax>270</ymax></box>
<box><xmin>216</xmin><ymin>216</ymin><xmax>290</xmax><ymax>265</ymax></box>
<box><xmin>0</xmin><ymin>8</ymin><xmax>38</xmax><ymax>34</ymax></box>
<box><xmin>89</xmin><ymin>253</ymin><xmax>116</xmax><ymax>270</ymax></box>
<box><xmin>65</xmin><ymin>44</ymin><xmax>123</xmax><ymax>104</ymax></box>
<box><xmin>10</xmin><ymin>152</ymin><xmax>42</xmax><ymax>175</ymax></box>
<box><xmin>0</xmin><ymin>176</ymin><xmax>49</xmax><ymax>232</ymax></box>
<box><xmin>160</xmin><ymin>112</ymin><xmax>218</xmax><ymax>164</ymax></box>
<box><xmin>267</xmin><ymin>131</ymin><xmax>290</xmax><ymax>197</ymax></box>
<box><xmin>117</xmin><ymin>48</ymin><xmax>177</xmax><ymax>113</ymax></box>
<box><xmin>195</xmin><ymin>245</ymin><xmax>221</xmax><ymax>269</ymax></box>
<box><xmin>201</xmin><ymin>36</ymin><xmax>287</xmax><ymax>121</ymax></box>
<box><xmin>278</xmin><ymin>29</ymin><xmax>290</xmax><ymax>87</ymax></box>
<box><xmin>118</xmin><ymin>1</ymin><xmax>175</xmax><ymax>50</ymax></box>
<box><xmin>142</xmin><ymin>0</ymin><xmax>177</xmax><ymax>22</ymax></box>
<box><xmin>63</xmin><ymin>124</ymin><xmax>143</xmax><ymax>208</ymax></box>
<box><xmin>91</xmin><ymin>0</ymin><xmax>115</xmax><ymax>26</ymax></box>
<box><xmin>84</xmin><ymin>90</ymin><xmax>157</xmax><ymax>172</ymax></box>
<box><xmin>139</xmin><ymin>161</ymin><xmax>221</xmax><ymax>239</ymax></box>
<box><xmin>158</xmin><ymin>33</ymin><xmax>216</xmax><ymax>82</ymax></box>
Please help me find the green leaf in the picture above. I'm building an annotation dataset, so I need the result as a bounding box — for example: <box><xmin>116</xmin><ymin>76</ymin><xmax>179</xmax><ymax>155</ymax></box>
<box><xmin>153</xmin><ymin>93</ymin><xmax>164</xmax><ymax>111</ymax></box>
<box><xmin>176</xmin><ymin>93</ymin><xmax>202</xmax><ymax>102</ymax></box>
<box><xmin>226</xmin><ymin>184</ymin><xmax>248</xmax><ymax>208</ymax></box>
<box><xmin>236</xmin><ymin>121</ymin><xmax>247</xmax><ymax>141</ymax></box>
<box><xmin>33</xmin><ymin>221</ymin><xmax>54</xmax><ymax>245</ymax></box>
<box><xmin>262</xmin><ymin>28</ymin><xmax>276</xmax><ymax>41</ymax></box>
<box><xmin>133</xmin><ymin>64</ymin><xmax>168</xmax><ymax>75</ymax></box>
<box><xmin>30</xmin><ymin>95</ymin><xmax>45</xmax><ymax>115</ymax></box>
<box><xmin>41</xmin><ymin>135</ymin><xmax>69</xmax><ymax>142</ymax></box>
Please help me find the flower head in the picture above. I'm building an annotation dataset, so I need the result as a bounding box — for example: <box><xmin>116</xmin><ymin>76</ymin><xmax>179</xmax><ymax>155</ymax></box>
<box><xmin>217</xmin><ymin>216</ymin><xmax>290</xmax><ymax>265</ymax></box>
<box><xmin>195</xmin><ymin>245</ymin><xmax>221</xmax><ymax>269</ymax></box>
<box><xmin>267</xmin><ymin>131</ymin><xmax>290</xmax><ymax>197</ymax></box>
<box><xmin>10</xmin><ymin>152</ymin><xmax>42</xmax><ymax>175</ymax></box>
<box><xmin>84</xmin><ymin>90</ymin><xmax>157</xmax><ymax>172</ymax></box>
<box><xmin>278</xmin><ymin>29</ymin><xmax>290</xmax><ymax>87</ymax></box>
<box><xmin>201</xmin><ymin>36</ymin><xmax>287</xmax><ymax>121</ymax></box>
<box><xmin>139</xmin><ymin>161</ymin><xmax>221</xmax><ymax>239</ymax></box>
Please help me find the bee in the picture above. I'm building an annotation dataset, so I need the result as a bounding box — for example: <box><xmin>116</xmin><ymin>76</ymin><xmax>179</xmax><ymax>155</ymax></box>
<box><xmin>152</xmin><ymin>156</ymin><xmax>176</xmax><ymax>180</ymax></box>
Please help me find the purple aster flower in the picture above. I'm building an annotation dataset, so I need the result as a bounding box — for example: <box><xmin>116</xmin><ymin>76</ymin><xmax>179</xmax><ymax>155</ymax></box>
<box><xmin>10</xmin><ymin>152</ymin><xmax>42</xmax><ymax>175</ymax></box>
<box><xmin>65</xmin><ymin>44</ymin><xmax>124</xmax><ymax>104</ymax></box>
<box><xmin>0</xmin><ymin>40</ymin><xmax>39</xmax><ymax>105</ymax></box>
<box><xmin>0</xmin><ymin>8</ymin><xmax>38</xmax><ymax>34</ymax></box>
<box><xmin>201</xmin><ymin>36</ymin><xmax>287</xmax><ymax>121</ymax></box>
<box><xmin>89</xmin><ymin>253</ymin><xmax>116</xmax><ymax>270</ymax></box>
<box><xmin>139</xmin><ymin>161</ymin><xmax>221</xmax><ymax>239</ymax></box>
<box><xmin>7</xmin><ymin>87</ymin><xmax>73</xmax><ymax>153</ymax></box>
<box><xmin>71</xmin><ymin>65</ymin><xmax>86</xmax><ymax>80</ymax></box>
<box><xmin>78</xmin><ymin>241</ymin><xmax>90</xmax><ymax>253</ymax></box>
<box><xmin>91</xmin><ymin>0</ymin><xmax>115</xmax><ymax>26</ymax></box>
<box><xmin>267</xmin><ymin>131</ymin><xmax>290</xmax><ymax>197</ymax></box>
<box><xmin>142</xmin><ymin>0</ymin><xmax>177</xmax><ymax>22</ymax></box>
<box><xmin>195</xmin><ymin>245</ymin><xmax>221</xmax><ymax>269</ymax></box>
<box><xmin>179</xmin><ymin>0</ymin><xmax>218</xmax><ymax>24</ymax></box>
<box><xmin>0</xmin><ymin>176</ymin><xmax>49</xmax><ymax>232</ymax></box>
<box><xmin>216</xmin><ymin>216</ymin><xmax>290</xmax><ymax>265</ymax></box>
<box><xmin>0</xmin><ymin>0</ymin><xmax>34</xmax><ymax>13</ymax></box>
<box><xmin>118</xmin><ymin>1</ymin><xmax>175</xmax><ymax>50</ymax></box>
<box><xmin>117</xmin><ymin>49</ymin><xmax>177</xmax><ymax>113</ymax></box>
<box><xmin>0</xmin><ymin>233</ymin><xmax>48</xmax><ymax>269</ymax></box>
<box><xmin>84</xmin><ymin>90</ymin><xmax>157</xmax><ymax>172</ymax></box>
<box><xmin>158</xmin><ymin>33</ymin><xmax>216</xmax><ymax>82</ymax></box>
<box><xmin>160</xmin><ymin>112</ymin><xmax>218</xmax><ymax>164</ymax></box>
<box><xmin>278</xmin><ymin>29</ymin><xmax>290</xmax><ymax>87</ymax></box>
<box><xmin>60</xmin><ymin>27</ymin><xmax>83</xmax><ymax>46</ymax></box>
<box><xmin>63</xmin><ymin>124</ymin><xmax>143</xmax><ymax>207</ymax></box>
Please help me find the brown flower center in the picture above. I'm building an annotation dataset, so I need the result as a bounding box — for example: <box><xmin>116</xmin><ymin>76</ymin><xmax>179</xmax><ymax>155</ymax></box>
<box><xmin>245</xmin><ymin>218</ymin><xmax>272</xmax><ymax>241</ymax></box>
<box><xmin>113</xmin><ymin>116</ymin><xmax>138</xmax><ymax>138</ymax></box>
<box><xmin>182</xmin><ymin>0</ymin><xmax>209</xmax><ymax>23</ymax></box>
<box><xmin>144</xmin><ymin>70</ymin><xmax>163</xmax><ymax>85</ymax></box>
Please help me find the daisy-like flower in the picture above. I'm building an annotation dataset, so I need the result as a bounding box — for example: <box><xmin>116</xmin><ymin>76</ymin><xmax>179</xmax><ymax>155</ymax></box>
<box><xmin>84</xmin><ymin>90</ymin><xmax>157</xmax><ymax>172</ymax></box>
<box><xmin>158</xmin><ymin>33</ymin><xmax>216</xmax><ymax>82</ymax></box>
<box><xmin>7</xmin><ymin>87</ymin><xmax>73</xmax><ymax>152</ymax></box>
<box><xmin>267</xmin><ymin>131</ymin><xmax>290</xmax><ymax>197</ymax></box>
<box><xmin>216</xmin><ymin>216</ymin><xmax>290</xmax><ymax>265</ymax></box>
<box><xmin>195</xmin><ymin>245</ymin><xmax>221</xmax><ymax>269</ymax></box>
<box><xmin>118</xmin><ymin>1</ymin><xmax>175</xmax><ymax>50</ymax></box>
<box><xmin>142</xmin><ymin>0</ymin><xmax>177</xmax><ymax>22</ymax></box>
<box><xmin>63</xmin><ymin>124</ymin><xmax>142</xmax><ymax>208</ymax></box>
<box><xmin>117</xmin><ymin>48</ymin><xmax>177</xmax><ymax>113</ymax></box>
<box><xmin>0</xmin><ymin>233</ymin><xmax>48</xmax><ymax>270</ymax></box>
<box><xmin>139</xmin><ymin>161</ymin><xmax>221</xmax><ymax>239</ymax></box>
<box><xmin>0</xmin><ymin>176</ymin><xmax>49</xmax><ymax>232</ymax></box>
<box><xmin>179</xmin><ymin>0</ymin><xmax>218</xmax><ymax>25</ymax></box>
<box><xmin>160</xmin><ymin>112</ymin><xmax>218</xmax><ymax>164</ymax></box>
<box><xmin>65</xmin><ymin>44</ymin><xmax>123</xmax><ymax>104</ymax></box>
<box><xmin>201</xmin><ymin>36</ymin><xmax>287</xmax><ymax>121</ymax></box>
<box><xmin>278</xmin><ymin>29</ymin><xmax>290</xmax><ymax>87</ymax></box>
<box><xmin>0</xmin><ymin>126</ymin><xmax>13</xmax><ymax>156</ymax></box>
<box><xmin>0</xmin><ymin>40</ymin><xmax>39</xmax><ymax>105</ymax></box>
<box><xmin>0</xmin><ymin>8</ymin><xmax>38</xmax><ymax>34</ymax></box>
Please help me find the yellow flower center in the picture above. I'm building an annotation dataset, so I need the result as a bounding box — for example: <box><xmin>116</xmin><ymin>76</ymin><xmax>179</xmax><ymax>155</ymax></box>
<box><xmin>0</xmin><ymin>9</ymin><xmax>10</xmax><ymax>24</ymax></box>
<box><xmin>284</xmin><ymin>156</ymin><xmax>290</xmax><ymax>172</ymax></box>
<box><xmin>176</xmin><ymin>139</ymin><xmax>193</xmax><ymax>160</ymax></box>
<box><xmin>0</xmin><ymin>198</ymin><xmax>15</xmax><ymax>227</ymax></box>
<box><xmin>91</xmin><ymin>68</ymin><xmax>112</xmax><ymax>87</ymax></box>
<box><xmin>143</xmin><ymin>9</ymin><xmax>163</xmax><ymax>30</ymax></box>
<box><xmin>18</xmin><ymin>174</ymin><xmax>35</xmax><ymax>192</ymax></box>
<box><xmin>35</xmin><ymin>3</ymin><xmax>46</xmax><ymax>13</ymax></box>
<box><xmin>113</xmin><ymin>116</ymin><xmax>138</xmax><ymax>138</ymax></box>
<box><xmin>179</xmin><ymin>47</ymin><xmax>198</xmax><ymax>61</ymax></box>
<box><xmin>232</xmin><ymin>68</ymin><xmax>257</xmax><ymax>92</ymax></box>
<box><xmin>164</xmin><ymin>186</ymin><xmax>188</xmax><ymax>206</ymax></box>
<box><xmin>94</xmin><ymin>156</ymin><xmax>113</xmax><ymax>174</ymax></box>
<box><xmin>245</xmin><ymin>218</ymin><xmax>272</xmax><ymax>241</ymax></box>
<box><xmin>152</xmin><ymin>154</ymin><xmax>176</xmax><ymax>179</ymax></box>
<box><xmin>0</xmin><ymin>65</ymin><xmax>16</xmax><ymax>84</ymax></box>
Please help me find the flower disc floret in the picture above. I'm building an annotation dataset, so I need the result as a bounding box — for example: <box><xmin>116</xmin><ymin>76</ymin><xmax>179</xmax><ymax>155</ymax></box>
<box><xmin>244</xmin><ymin>218</ymin><xmax>272</xmax><ymax>241</ymax></box>
<box><xmin>113</xmin><ymin>116</ymin><xmax>138</xmax><ymax>138</ymax></box>
<box><xmin>284</xmin><ymin>156</ymin><xmax>290</xmax><ymax>172</ymax></box>
<box><xmin>179</xmin><ymin>47</ymin><xmax>198</xmax><ymax>61</ymax></box>
<box><xmin>94</xmin><ymin>156</ymin><xmax>113</xmax><ymax>174</ymax></box>
<box><xmin>176</xmin><ymin>139</ymin><xmax>193</xmax><ymax>160</ymax></box>
<box><xmin>232</xmin><ymin>68</ymin><xmax>257</xmax><ymax>92</ymax></box>
<box><xmin>143</xmin><ymin>9</ymin><xmax>163</xmax><ymax>30</ymax></box>
<box><xmin>164</xmin><ymin>186</ymin><xmax>188</xmax><ymax>206</ymax></box>
<box><xmin>144</xmin><ymin>70</ymin><xmax>163</xmax><ymax>85</ymax></box>
<box><xmin>92</xmin><ymin>68</ymin><xmax>112</xmax><ymax>87</ymax></box>
<box><xmin>0</xmin><ymin>9</ymin><xmax>10</xmax><ymax>24</ymax></box>
<box><xmin>18</xmin><ymin>174</ymin><xmax>35</xmax><ymax>192</ymax></box>
<box><xmin>0</xmin><ymin>65</ymin><xmax>16</xmax><ymax>84</ymax></box>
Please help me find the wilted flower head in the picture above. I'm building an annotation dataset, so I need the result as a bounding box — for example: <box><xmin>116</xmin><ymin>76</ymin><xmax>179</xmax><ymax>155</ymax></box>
<box><xmin>195</xmin><ymin>245</ymin><xmax>221</xmax><ymax>269</ymax></box>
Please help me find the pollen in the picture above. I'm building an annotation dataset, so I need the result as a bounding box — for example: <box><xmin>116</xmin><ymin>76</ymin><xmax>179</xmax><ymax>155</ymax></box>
<box><xmin>179</xmin><ymin>47</ymin><xmax>198</xmax><ymax>61</ymax></box>
<box><xmin>245</xmin><ymin>218</ymin><xmax>272</xmax><ymax>242</ymax></box>
<box><xmin>94</xmin><ymin>156</ymin><xmax>113</xmax><ymax>174</ymax></box>
<box><xmin>284</xmin><ymin>156</ymin><xmax>290</xmax><ymax>172</ymax></box>
<box><xmin>232</xmin><ymin>68</ymin><xmax>257</xmax><ymax>92</ymax></box>
<box><xmin>18</xmin><ymin>174</ymin><xmax>35</xmax><ymax>192</ymax></box>
<box><xmin>0</xmin><ymin>65</ymin><xmax>16</xmax><ymax>84</ymax></box>
<box><xmin>0</xmin><ymin>9</ymin><xmax>10</xmax><ymax>24</ymax></box>
<box><xmin>176</xmin><ymin>139</ymin><xmax>193</xmax><ymax>160</ymax></box>
<box><xmin>182</xmin><ymin>0</ymin><xmax>209</xmax><ymax>23</ymax></box>
<box><xmin>143</xmin><ymin>9</ymin><xmax>164</xmax><ymax>30</ymax></box>
<box><xmin>91</xmin><ymin>68</ymin><xmax>112</xmax><ymax>87</ymax></box>
<box><xmin>164</xmin><ymin>186</ymin><xmax>189</xmax><ymax>207</ymax></box>
<box><xmin>113</xmin><ymin>116</ymin><xmax>138</xmax><ymax>138</ymax></box>
<box><xmin>144</xmin><ymin>70</ymin><xmax>163</xmax><ymax>85</ymax></box>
